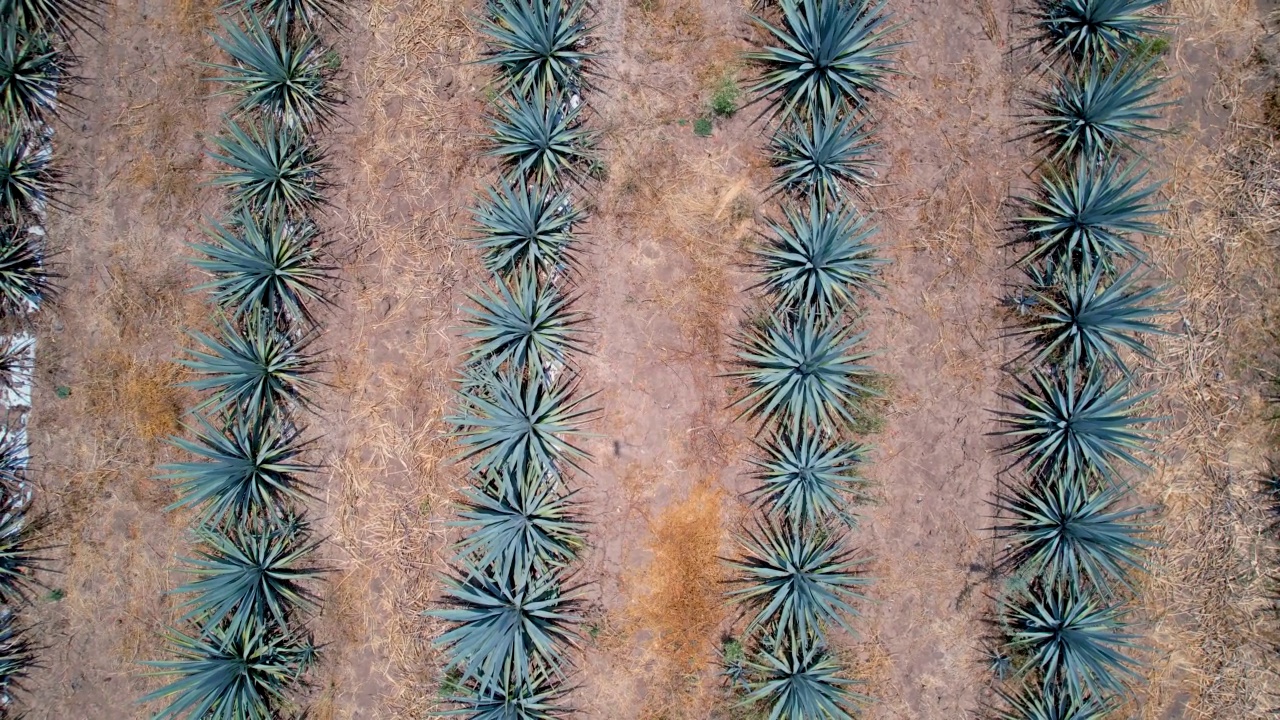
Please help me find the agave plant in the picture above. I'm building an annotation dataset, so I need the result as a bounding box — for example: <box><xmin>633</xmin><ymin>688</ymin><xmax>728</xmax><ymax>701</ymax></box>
<box><xmin>731</xmin><ymin>309</ymin><xmax>877</xmax><ymax>436</ymax></box>
<box><xmin>1031</xmin><ymin>56</ymin><xmax>1168</xmax><ymax>159</ymax></box>
<box><xmin>743</xmin><ymin>629</ymin><xmax>869</xmax><ymax>720</ymax></box>
<box><xmin>0</xmin><ymin>0</ymin><xmax>99</xmax><ymax>35</ymax></box>
<box><xmin>770</xmin><ymin>105</ymin><xmax>877</xmax><ymax>200</ymax></box>
<box><xmin>454</xmin><ymin>465</ymin><xmax>585</xmax><ymax>579</ymax></box>
<box><xmin>464</xmin><ymin>268</ymin><xmax>585</xmax><ymax>378</ymax></box>
<box><xmin>1019</xmin><ymin>155</ymin><xmax>1163</xmax><ymax>268</ymax></box>
<box><xmin>0</xmin><ymin>608</ymin><xmax>33</xmax><ymax>701</ymax></box>
<box><xmin>1037</xmin><ymin>0</ymin><xmax>1167</xmax><ymax>62</ymax></box>
<box><xmin>997</xmin><ymin>474</ymin><xmax>1150</xmax><ymax>593</ymax></box>
<box><xmin>222</xmin><ymin>0</ymin><xmax>342</xmax><ymax>31</ymax></box>
<box><xmin>479</xmin><ymin>0</ymin><xmax>592</xmax><ymax>97</ymax></box>
<box><xmin>161</xmin><ymin>413</ymin><xmax>314</xmax><ymax>524</ymax></box>
<box><xmin>1004</xmin><ymin>583</ymin><xmax>1142</xmax><ymax>696</ymax></box>
<box><xmin>142</xmin><ymin>619</ymin><xmax>318</xmax><ymax>720</ymax></box>
<box><xmin>450</xmin><ymin>368</ymin><xmax>595</xmax><ymax>475</ymax></box>
<box><xmin>472</xmin><ymin>177</ymin><xmax>582</xmax><ymax>275</ymax></box>
<box><xmin>191</xmin><ymin>211</ymin><xmax>332</xmax><ymax>324</ymax></box>
<box><xmin>999</xmin><ymin>369</ymin><xmax>1156</xmax><ymax>481</ymax></box>
<box><xmin>994</xmin><ymin>682</ymin><xmax>1115</xmax><ymax>720</ymax></box>
<box><xmin>747</xmin><ymin>431</ymin><xmax>866</xmax><ymax>528</ymax></box>
<box><xmin>0</xmin><ymin>427</ymin><xmax>26</xmax><ymax>498</ymax></box>
<box><xmin>432</xmin><ymin>564</ymin><xmax>580</xmax><ymax>693</ymax></box>
<box><xmin>1018</xmin><ymin>263</ymin><xmax>1167</xmax><ymax>372</ymax></box>
<box><xmin>178</xmin><ymin>315</ymin><xmax>319</xmax><ymax>421</ymax></box>
<box><xmin>0</xmin><ymin>332</ymin><xmax>32</xmax><ymax>401</ymax></box>
<box><xmin>748</xmin><ymin>0</ymin><xmax>900</xmax><ymax>118</ymax></box>
<box><xmin>0</xmin><ymin>125</ymin><xmax>52</xmax><ymax>224</ymax></box>
<box><xmin>0</xmin><ymin>21</ymin><xmax>61</xmax><ymax>126</ymax></box>
<box><xmin>173</xmin><ymin>514</ymin><xmax>323</xmax><ymax>635</ymax></box>
<box><xmin>487</xmin><ymin>90</ymin><xmax>592</xmax><ymax>185</ymax></box>
<box><xmin>441</xmin><ymin>673</ymin><xmax>568</xmax><ymax>719</ymax></box>
<box><xmin>0</xmin><ymin>507</ymin><xmax>45</xmax><ymax>603</ymax></box>
<box><xmin>209</xmin><ymin>15</ymin><xmax>335</xmax><ymax>130</ymax></box>
<box><xmin>0</xmin><ymin>226</ymin><xmax>50</xmax><ymax>316</ymax></box>
<box><xmin>209</xmin><ymin>117</ymin><xmax>325</xmax><ymax>217</ymax></box>
<box><xmin>728</xmin><ymin>518</ymin><xmax>870</xmax><ymax>639</ymax></box>
<box><xmin>755</xmin><ymin>195</ymin><xmax>883</xmax><ymax>314</ymax></box>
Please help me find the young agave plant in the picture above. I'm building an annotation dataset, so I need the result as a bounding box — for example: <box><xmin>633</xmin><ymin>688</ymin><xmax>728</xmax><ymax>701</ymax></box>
<box><xmin>996</xmin><ymin>473</ymin><xmax>1151</xmax><ymax>594</ymax></box>
<box><xmin>728</xmin><ymin>517</ymin><xmax>870</xmax><ymax>639</ymax></box>
<box><xmin>472</xmin><ymin>177</ymin><xmax>582</xmax><ymax>276</ymax></box>
<box><xmin>142</xmin><ymin>619</ymin><xmax>318</xmax><ymax>720</ymax></box>
<box><xmin>209</xmin><ymin>15</ymin><xmax>335</xmax><ymax>130</ymax></box>
<box><xmin>1019</xmin><ymin>154</ymin><xmax>1164</xmax><ymax>269</ymax></box>
<box><xmin>441</xmin><ymin>672</ymin><xmax>568</xmax><ymax>719</ymax></box>
<box><xmin>748</xmin><ymin>0</ymin><xmax>900</xmax><ymax>119</ymax></box>
<box><xmin>1019</xmin><ymin>263</ymin><xmax>1167</xmax><ymax>372</ymax></box>
<box><xmin>209</xmin><ymin>117</ymin><xmax>325</xmax><ymax>218</ymax></box>
<box><xmin>731</xmin><ymin>309</ymin><xmax>878</xmax><ymax>436</ymax></box>
<box><xmin>431</xmin><ymin>564</ymin><xmax>580</xmax><ymax>694</ymax></box>
<box><xmin>454</xmin><ymin>465</ymin><xmax>585</xmax><ymax>579</ymax></box>
<box><xmin>999</xmin><ymin>368</ymin><xmax>1156</xmax><ymax>482</ymax></box>
<box><xmin>0</xmin><ymin>608</ymin><xmax>33</xmax><ymax>703</ymax></box>
<box><xmin>743</xmin><ymin>629</ymin><xmax>869</xmax><ymax>720</ymax></box>
<box><xmin>161</xmin><ymin>413</ymin><xmax>314</xmax><ymax>525</ymax></box>
<box><xmin>0</xmin><ymin>0</ymin><xmax>100</xmax><ymax>36</ymax></box>
<box><xmin>0</xmin><ymin>225</ymin><xmax>51</xmax><ymax>317</ymax></box>
<box><xmin>754</xmin><ymin>195</ymin><xmax>884</xmax><ymax>315</ymax></box>
<box><xmin>221</xmin><ymin>0</ymin><xmax>342</xmax><ymax>31</ymax></box>
<box><xmin>1031</xmin><ymin>56</ymin><xmax>1169</xmax><ymax>159</ymax></box>
<box><xmin>450</xmin><ymin>367</ymin><xmax>595</xmax><ymax>476</ymax></box>
<box><xmin>770</xmin><ymin>105</ymin><xmax>877</xmax><ymax>200</ymax></box>
<box><xmin>0</xmin><ymin>21</ymin><xmax>61</xmax><ymax>126</ymax></box>
<box><xmin>994</xmin><ymin>682</ymin><xmax>1115</xmax><ymax>720</ymax></box>
<box><xmin>487</xmin><ymin>90</ymin><xmax>592</xmax><ymax>185</ymax></box>
<box><xmin>0</xmin><ymin>124</ymin><xmax>53</xmax><ymax>224</ymax></box>
<box><xmin>191</xmin><ymin>210</ymin><xmax>332</xmax><ymax>325</ymax></box>
<box><xmin>479</xmin><ymin>0</ymin><xmax>592</xmax><ymax>97</ymax></box>
<box><xmin>173</xmin><ymin>514</ymin><xmax>323</xmax><ymax>636</ymax></box>
<box><xmin>0</xmin><ymin>507</ymin><xmax>46</xmax><ymax>603</ymax></box>
<box><xmin>178</xmin><ymin>314</ymin><xmax>319</xmax><ymax>421</ymax></box>
<box><xmin>747</xmin><ymin>431</ymin><xmax>866</xmax><ymax>528</ymax></box>
<box><xmin>1037</xmin><ymin>0</ymin><xmax>1167</xmax><ymax>62</ymax></box>
<box><xmin>1004</xmin><ymin>582</ymin><xmax>1142</xmax><ymax>697</ymax></box>
<box><xmin>464</xmin><ymin>268</ymin><xmax>585</xmax><ymax>379</ymax></box>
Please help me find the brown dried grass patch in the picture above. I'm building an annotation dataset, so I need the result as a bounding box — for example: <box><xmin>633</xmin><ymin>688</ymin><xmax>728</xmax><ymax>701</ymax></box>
<box><xmin>83</xmin><ymin>351</ymin><xmax>188</xmax><ymax>443</ymax></box>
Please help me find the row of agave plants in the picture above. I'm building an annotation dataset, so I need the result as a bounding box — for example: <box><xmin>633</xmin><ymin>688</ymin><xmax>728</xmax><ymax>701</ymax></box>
<box><xmin>0</xmin><ymin>0</ymin><xmax>98</xmax><ymax>715</ymax></box>
<box><xmin>718</xmin><ymin>1</ymin><xmax>899</xmax><ymax>717</ymax></box>
<box><xmin>429</xmin><ymin>0</ymin><xmax>599</xmax><ymax>716</ymax></box>
<box><xmin>989</xmin><ymin>1</ymin><xmax>1175</xmax><ymax>717</ymax></box>
<box><xmin>140</xmin><ymin>1</ymin><xmax>344</xmax><ymax>717</ymax></box>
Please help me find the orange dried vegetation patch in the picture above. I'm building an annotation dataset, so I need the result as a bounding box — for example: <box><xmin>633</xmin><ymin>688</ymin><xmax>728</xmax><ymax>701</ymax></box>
<box><xmin>84</xmin><ymin>350</ymin><xmax>188</xmax><ymax>442</ymax></box>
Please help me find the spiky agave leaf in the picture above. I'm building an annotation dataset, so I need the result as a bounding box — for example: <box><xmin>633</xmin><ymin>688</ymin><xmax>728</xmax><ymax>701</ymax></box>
<box><xmin>770</xmin><ymin>105</ymin><xmax>877</xmax><ymax>200</ymax></box>
<box><xmin>1037</xmin><ymin>0</ymin><xmax>1167</xmax><ymax>62</ymax></box>
<box><xmin>178</xmin><ymin>315</ymin><xmax>320</xmax><ymax>420</ymax></box>
<box><xmin>0</xmin><ymin>124</ymin><xmax>54</xmax><ymax>224</ymax></box>
<box><xmin>994</xmin><ymin>682</ymin><xmax>1115</xmax><ymax>719</ymax></box>
<box><xmin>0</xmin><ymin>426</ymin><xmax>26</xmax><ymax>497</ymax></box>
<box><xmin>161</xmin><ymin>413</ymin><xmax>314</xmax><ymax>524</ymax></box>
<box><xmin>142</xmin><ymin>619</ymin><xmax>318</xmax><ymax>720</ymax></box>
<box><xmin>1030</xmin><ymin>55</ymin><xmax>1169</xmax><ymax>159</ymax></box>
<box><xmin>464</xmin><ymin>268</ymin><xmax>585</xmax><ymax>378</ymax></box>
<box><xmin>747</xmin><ymin>431</ymin><xmax>866</xmax><ymax>528</ymax></box>
<box><xmin>441</xmin><ymin>671</ymin><xmax>568</xmax><ymax>719</ymax></box>
<box><xmin>0</xmin><ymin>608</ymin><xmax>35</xmax><ymax>701</ymax></box>
<box><xmin>728</xmin><ymin>517</ymin><xmax>870</xmax><ymax>639</ymax></box>
<box><xmin>997</xmin><ymin>474</ymin><xmax>1150</xmax><ymax>593</ymax></box>
<box><xmin>0</xmin><ymin>507</ymin><xmax>46</xmax><ymax>604</ymax></box>
<box><xmin>748</xmin><ymin>0</ymin><xmax>900</xmax><ymax>119</ymax></box>
<box><xmin>479</xmin><ymin>0</ymin><xmax>593</xmax><ymax>97</ymax></box>
<box><xmin>487</xmin><ymin>90</ymin><xmax>592</xmax><ymax>185</ymax></box>
<box><xmin>731</xmin><ymin>309</ymin><xmax>878</xmax><ymax>436</ymax></box>
<box><xmin>472</xmin><ymin>177</ymin><xmax>582</xmax><ymax>276</ymax></box>
<box><xmin>0</xmin><ymin>225</ymin><xmax>50</xmax><ymax>317</ymax></box>
<box><xmin>221</xmin><ymin>0</ymin><xmax>342</xmax><ymax>31</ymax></box>
<box><xmin>1019</xmin><ymin>263</ymin><xmax>1167</xmax><ymax>372</ymax></box>
<box><xmin>755</xmin><ymin>195</ymin><xmax>884</xmax><ymax>314</ymax></box>
<box><xmin>1004</xmin><ymin>583</ymin><xmax>1142</xmax><ymax>697</ymax></box>
<box><xmin>209</xmin><ymin>117</ymin><xmax>325</xmax><ymax>217</ymax></box>
<box><xmin>173</xmin><ymin>514</ymin><xmax>323</xmax><ymax>635</ymax></box>
<box><xmin>743</xmin><ymin>629</ymin><xmax>869</xmax><ymax>720</ymax></box>
<box><xmin>209</xmin><ymin>15</ymin><xmax>335</xmax><ymax>130</ymax></box>
<box><xmin>0</xmin><ymin>0</ymin><xmax>100</xmax><ymax>36</ymax></box>
<box><xmin>1020</xmin><ymin>155</ymin><xmax>1163</xmax><ymax>268</ymax></box>
<box><xmin>191</xmin><ymin>210</ymin><xmax>332</xmax><ymax>324</ymax></box>
<box><xmin>454</xmin><ymin>465</ymin><xmax>585</xmax><ymax>579</ymax></box>
<box><xmin>431</xmin><ymin>564</ymin><xmax>580</xmax><ymax>694</ymax></box>
<box><xmin>999</xmin><ymin>369</ymin><xmax>1156</xmax><ymax>482</ymax></box>
<box><xmin>450</xmin><ymin>368</ymin><xmax>595</xmax><ymax>475</ymax></box>
<box><xmin>0</xmin><ymin>21</ymin><xmax>61</xmax><ymax>126</ymax></box>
